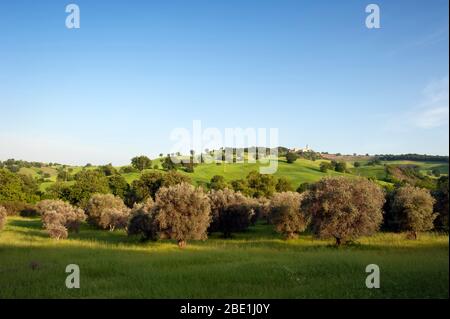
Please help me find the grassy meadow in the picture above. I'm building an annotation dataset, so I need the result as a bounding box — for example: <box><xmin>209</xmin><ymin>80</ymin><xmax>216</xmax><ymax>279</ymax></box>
<box><xmin>3</xmin><ymin>157</ymin><xmax>448</xmax><ymax>298</ymax></box>
<box><xmin>0</xmin><ymin>216</ymin><xmax>448</xmax><ymax>298</ymax></box>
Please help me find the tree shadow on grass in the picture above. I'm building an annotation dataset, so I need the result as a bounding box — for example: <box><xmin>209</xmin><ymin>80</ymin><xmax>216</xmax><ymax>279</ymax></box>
<box><xmin>8</xmin><ymin>218</ymin><xmax>42</xmax><ymax>230</ymax></box>
<box><xmin>11</xmin><ymin>229</ymin><xmax>49</xmax><ymax>239</ymax></box>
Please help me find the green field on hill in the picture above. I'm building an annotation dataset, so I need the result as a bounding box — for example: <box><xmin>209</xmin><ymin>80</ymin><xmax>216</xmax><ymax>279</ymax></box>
<box><xmin>22</xmin><ymin>157</ymin><xmax>448</xmax><ymax>192</ymax></box>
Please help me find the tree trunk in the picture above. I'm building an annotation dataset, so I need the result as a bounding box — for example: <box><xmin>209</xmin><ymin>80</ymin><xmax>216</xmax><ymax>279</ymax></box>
<box><xmin>335</xmin><ymin>237</ymin><xmax>341</xmax><ymax>246</ymax></box>
<box><xmin>178</xmin><ymin>240</ymin><xmax>186</xmax><ymax>248</ymax></box>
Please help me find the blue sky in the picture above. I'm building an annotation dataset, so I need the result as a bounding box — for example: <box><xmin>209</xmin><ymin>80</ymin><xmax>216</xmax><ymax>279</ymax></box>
<box><xmin>0</xmin><ymin>0</ymin><xmax>448</xmax><ymax>165</ymax></box>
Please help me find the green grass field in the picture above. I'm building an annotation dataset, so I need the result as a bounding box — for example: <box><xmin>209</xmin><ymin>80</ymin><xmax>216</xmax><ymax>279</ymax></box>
<box><xmin>0</xmin><ymin>217</ymin><xmax>448</xmax><ymax>298</ymax></box>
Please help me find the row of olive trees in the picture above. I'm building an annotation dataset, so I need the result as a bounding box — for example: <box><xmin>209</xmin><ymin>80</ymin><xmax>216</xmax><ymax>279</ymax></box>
<box><xmin>25</xmin><ymin>176</ymin><xmax>438</xmax><ymax>246</ymax></box>
<box><xmin>267</xmin><ymin>178</ymin><xmax>437</xmax><ymax>245</ymax></box>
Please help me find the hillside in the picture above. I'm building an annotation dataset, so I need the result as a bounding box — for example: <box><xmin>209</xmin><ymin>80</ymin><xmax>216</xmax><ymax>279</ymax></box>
<box><xmin>8</xmin><ymin>157</ymin><xmax>448</xmax><ymax>192</ymax></box>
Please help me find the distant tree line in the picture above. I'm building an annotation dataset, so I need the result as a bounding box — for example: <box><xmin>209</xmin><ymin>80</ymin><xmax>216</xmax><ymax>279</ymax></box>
<box><xmin>375</xmin><ymin>154</ymin><xmax>449</xmax><ymax>162</ymax></box>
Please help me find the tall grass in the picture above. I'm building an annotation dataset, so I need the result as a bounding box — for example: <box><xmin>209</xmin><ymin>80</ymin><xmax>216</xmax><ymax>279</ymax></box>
<box><xmin>0</xmin><ymin>217</ymin><xmax>448</xmax><ymax>298</ymax></box>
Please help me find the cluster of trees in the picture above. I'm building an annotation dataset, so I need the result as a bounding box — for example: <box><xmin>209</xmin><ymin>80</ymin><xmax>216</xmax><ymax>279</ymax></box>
<box><xmin>0</xmin><ymin>159</ymin><xmax>52</xmax><ymax>173</ymax></box>
<box><xmin>383</xmin><ymin>165</ymin><xmax>440</xmax><ymax>190</ymax></box>
<box><xmin>320</xmin><ymin>160</ymin><xmax>347</xmax><ymax>173</ymax></box>
<box><xmin>1</xmin><ymin>152</ymin><xmax>448</xmax><ymax>245</ymax></box>
<box><xmin>208</xmin><ymin>171</ymin><xmax>295</xmax><ymax>197</ymax></box>
<box><xmin>1</xmin><ymin>174</ymin><xmax>446</xmax><ymax>247</ymax></box>
<box><xmin>0</xmin><ymin>169</ymin><xmax>40</xmax><ymax>204</ymax></box>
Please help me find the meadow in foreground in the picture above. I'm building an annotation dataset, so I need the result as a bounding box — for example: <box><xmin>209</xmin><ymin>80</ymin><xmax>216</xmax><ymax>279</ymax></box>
<box><xmin>0</xmin><ymin>217</ymin><xmax>447</xmax><ymax>299</ymax></box>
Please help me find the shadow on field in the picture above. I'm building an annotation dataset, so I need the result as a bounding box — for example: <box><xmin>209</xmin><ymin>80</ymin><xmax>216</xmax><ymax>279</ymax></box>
<box><xmin>5</xmin><ymin>217</ymin><xmax>449</xmax><ymax>253</ymax></box>
<box><xmin>8</xmin><ymin>218</ymin><xmax>42</xmax><ymax>230</ymax></box>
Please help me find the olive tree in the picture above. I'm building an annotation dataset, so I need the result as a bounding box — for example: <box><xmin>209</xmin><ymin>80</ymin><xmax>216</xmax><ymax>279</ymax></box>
<box><xmin>216</xmin><ymin>204</ymin><xmax>254</xmax><ymax>238</ymax></box>
<box><xmin>301</xmin><ymin>177</ymin><xmax>385</xmax><ymax>245</ymax></box>
<box><xmin>85</xmin><ymin>194</ymin><xmax>130</xmax><ymax>231</ymax></box>
<box><xmin>270</xmin><ymin>192</ymin><xmax>309</xmax><ymax>239</ymax></box>
<box><xmin>127</xmin><ymin>198</ymin><xmax>156</xmax><ymax>241</ymax></box>
<box><xmin>391</xmin><ymin>185</ymin><xmax>437</xmax><ymax>239</ymax></box>
<box><xmin>252</xmin><ymin>197</ymin><xmax>271</xmax><ymax>224</ymax></box>
<box><xmin>208</xmin><ymin>188</ymin><xmax>253</xmax><ymax>235</ymax></box>
<box><xmin>36</xmin><ymin>200</ymin><xmax>86</xmax><ymax>239</ymax></box>
<box><xmin>153</xmin><ymin>183</ymin><xmax>211</xmax><ymax>248</ymax></box>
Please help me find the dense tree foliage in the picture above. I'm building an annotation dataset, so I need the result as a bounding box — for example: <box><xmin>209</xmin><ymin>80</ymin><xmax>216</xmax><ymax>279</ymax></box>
<box><xmin>376</xmin><ymin>154</ymin><xmax>448</xmax><ymax>162</ymax></box>
<box><xmin>334</xmin><ymin>161</ymin><xmax>347</xmax><ymax>173</ymax></box>
<box><xmin>251</xmin><ymin>197</ymin><xmax>271</xmax><ymax>223</ymax></box>
<box><xmin>270</xmin><ymin>192</ymin><xmax>309</xmax><ymax>239</ymax></box>
<box><xmin>161</xmin><ymin>155</ymin><xmax>178</xmax><ymax>171</ymax></box>
<box><xmin>153</xmin><ymin>183</ymin><xmax>211</xmax><ymax>247</ymax></box>
<box><xmin>130</xmin><ymin>170</ymin><xmax>191</xmax><ymax>203</ymax></box>
<box><xmin>97</xmin><ymin>163</ymin><xmax>118</xmax><ymax>176</ymax></box>
<box><xmin>390</xmin><ymin>185</ymin><xmax>437</xmax><ymax>239</ymax></box>
<box><xmin>384</xmin><ymin>165</ymin><xmax>437</xmax><ymax>190</ymax></box>
<box><xmin>433</xmin><ymin>176</ymin><xmax>449</xmax><ymax>231</ymax></box>
<box><xmin>108</xmin><ymin>174</ymin><xmax>130</xmax><ymax>200</ymax></box>
<box><xmin>130</xmin><ymin>171</ymin><xmax>165</xmax><ymax>202</ymax></box>
<box><xmin>127</xmin><ymin>198</ymin><xmax>156</xmax><ymax>241</ymax></box>
<box><xmin>245</xmin><ymin>171</ymin><xmax>277</xmax><ymax>198</ymax></box>
<box><xmin>301</xmin><ymin>177</ymin><xmax>385</xmax><ymax>245</ymax></box>
<box><xmin>285</xmin><ymin>152</ymin><xmax>299</xmax><ymax>164</ymax></box>
<box><xmin>0</xmin><ymin>159</ymin><xmax>48</xmax><ymax>172</ymax></box>
<box><xmin>69</xmin><ymin>170</ymin><xmax>110</xmax><ymax>207</ymax></box>
<box><xmin>319</xmin><ymin>162</ymin><xmax>333</xmax><ymax>173</ymax></box>
<box><xmin>216</xmin><ymin>204</ymin><xmax>254</xmax><ymax>238</ymax></box>
<box><xmin>296</xmin><ymin>182</ymin><xmax>311</xmax><ymax>193</ymax></box>
<box><xmin>275</xmin><ymin>177</ymin><xmax>293</xmax><ymax>192</ymax></box>
<box><xmin>208</xmin><ymin>188</ymin><xmax>252</xmax><ymax>235</ymax></box>
<box><xmin>85</xmin><ymin>194</ymin><xmax>130</xmax><ymax>230</ymax></box>
<box><xmin>0</xmin><ymin>169</ymin><xmax>39</xmax><ymax>203</ymax></box>
<box><xmin>131</xmin><ymin>156</ymin><xmax>152</xmax><ymax>171</ymax></box>
<box><xmin>36</xmin><ymin>200</ymin><xmax>86</xmax><ymax>239</ymax></box>
<box><xmin>208</xmin><ymin>175</ymin><xmax>229</xmax><ymax>191</ymax></box>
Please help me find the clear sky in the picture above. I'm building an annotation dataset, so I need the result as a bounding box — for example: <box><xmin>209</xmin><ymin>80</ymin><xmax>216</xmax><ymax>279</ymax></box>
<box><xmin>0</xmin><ymin>0</ymin><xmax>448</xmax><ymax>165</ymax></box>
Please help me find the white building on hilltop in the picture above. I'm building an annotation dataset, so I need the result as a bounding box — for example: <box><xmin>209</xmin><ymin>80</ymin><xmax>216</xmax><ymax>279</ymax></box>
<box><xmin>290</xmin><ymin>145</ymin><xmax>312</xmax><ymax>153</ymax></box>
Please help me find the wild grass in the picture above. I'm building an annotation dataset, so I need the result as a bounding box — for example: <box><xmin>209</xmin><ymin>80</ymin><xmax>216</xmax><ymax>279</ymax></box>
<box><xmin>0</xmin><ymin>217</ymin><xmax>447</xmax><ymax>299</ymax></box>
